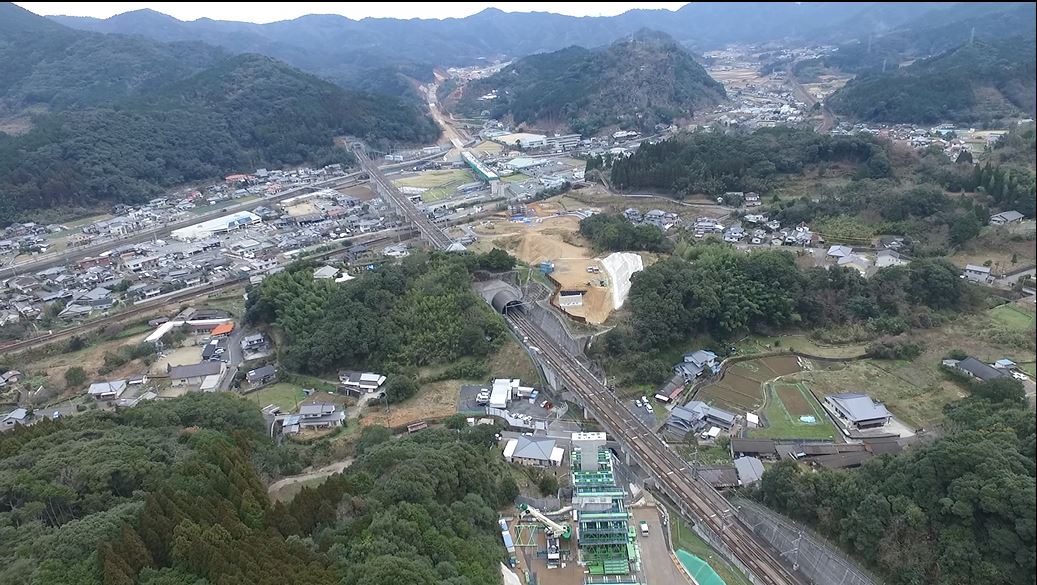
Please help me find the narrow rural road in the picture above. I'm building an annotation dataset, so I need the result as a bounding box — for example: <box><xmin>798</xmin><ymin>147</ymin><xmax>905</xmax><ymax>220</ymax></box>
<box><xmin>267</xmin><ymin>458</ymin><xmax>355</xmax><ymax>496</ymax></box>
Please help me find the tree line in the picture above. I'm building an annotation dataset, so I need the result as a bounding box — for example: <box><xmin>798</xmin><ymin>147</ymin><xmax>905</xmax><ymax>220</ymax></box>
<box><xmin>578</xmin><ymin>213</ymin><xmax>672</xmax><ymax>253</ymax></box>
<box><xmin>245</xmin><ymin>250</ymin><xmax>515</xmax><ymax>375</ymax></box>
<box><xmin>595</xmin><ymin>245</ymin><xmax>974</xmax><ymax>384</ymax></box>
<box><xmin>608</xmin><ymin>128</ymin><xmax>892</xmax><ymax>197</ymax></box>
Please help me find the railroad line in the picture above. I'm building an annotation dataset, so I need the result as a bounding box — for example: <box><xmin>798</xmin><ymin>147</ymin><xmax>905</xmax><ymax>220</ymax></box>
<box><xmin>354</xmin><ymin>148</ymin><xmax>454</xmax><ymax>250</ymax></box>
<box><xmin>507</xmin><ymin>310</ymin><xmax>807</xmax><ymax>585</ymax></box>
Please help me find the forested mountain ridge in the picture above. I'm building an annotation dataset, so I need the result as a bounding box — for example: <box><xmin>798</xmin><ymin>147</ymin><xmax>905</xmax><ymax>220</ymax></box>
<box><xmin>0</xmin><ymin>4</ymin><xmax>438</xmax><ymax>224</ymax></box>
<box><xmin>455</xmin><ymin>31</ymin><xmax>725</xmax><ymax>135</ymax></box>
<box><xmin>0</xmin><ymin>392</ymin><xmax>515</xmax><ymax>585</ymax></box>
<box><xmin>827</xmin><ymin>36</ymin><xmax>1037</xmax><ymax>124</ymax></box>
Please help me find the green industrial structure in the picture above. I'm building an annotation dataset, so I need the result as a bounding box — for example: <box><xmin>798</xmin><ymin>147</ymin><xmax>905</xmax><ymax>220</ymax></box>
<box><xmin>571</xmin><ymin>432</ymin><xmax>633</xmax><ymax>579</ymax></box>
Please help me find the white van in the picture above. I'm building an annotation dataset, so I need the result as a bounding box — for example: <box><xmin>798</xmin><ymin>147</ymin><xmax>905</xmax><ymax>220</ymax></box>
<box><xmin>639</xmin><ymin>520</ymin><xmax>649</xmax><ymax>536</ymax></box>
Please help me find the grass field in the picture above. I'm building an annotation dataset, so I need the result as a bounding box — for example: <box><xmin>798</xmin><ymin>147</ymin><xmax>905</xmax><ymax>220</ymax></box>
<box><xmin>989</xmin><ymin>304</ymin><xmax>1036</xmax><ymax>332</ymax></box>
<box><xmin>246</xmin><ymin>383</ymin><xmax>307</xmax><ymax>412</ymax></box>
<box><xmin>734</xmin><ymin>334</ymin><xmax>868</xmax><ymax>359</ymax></box>
<box><xmin>393</xmin><ymin>169</ymin><xmax>475</xmax><ymax>202</ymax></box>
<box><xmin>750</xmin><ymin>381</ymin><xmax>838</xmax><ymax>441</ymax></box>
<box><xmin>668</xmin><ymin>508</ymin><xmax>753</xmax><ymax>585</ymax></box>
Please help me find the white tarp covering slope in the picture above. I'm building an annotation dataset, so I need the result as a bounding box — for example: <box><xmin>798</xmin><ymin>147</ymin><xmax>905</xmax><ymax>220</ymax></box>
<box><xmin>601</xmin><ymin>252</ymin><xmax>644</xmax><ymax>309</ymax></box>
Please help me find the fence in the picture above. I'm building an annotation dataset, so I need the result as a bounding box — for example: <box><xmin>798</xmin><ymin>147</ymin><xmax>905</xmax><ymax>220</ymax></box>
<box><xmin>732</xmin><ymin>498</ymin><xmax>881</xmax><ymax>585</ymax></box>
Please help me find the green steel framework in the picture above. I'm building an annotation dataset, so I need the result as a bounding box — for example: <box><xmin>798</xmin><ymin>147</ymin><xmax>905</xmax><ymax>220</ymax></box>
<box><xmin>571</xmin><ymin>446</ymin><xmax>631</xmax><ymax>576</ymax></box>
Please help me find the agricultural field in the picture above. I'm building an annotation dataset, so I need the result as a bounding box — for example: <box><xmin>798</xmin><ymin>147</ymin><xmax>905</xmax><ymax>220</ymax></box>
<box><xmin>245</xmin><ymin>382</ymin><xmax>307</xmax><ymax>412</ymax></box>
<box><xmin>749</xmin><ymin>381</ymin><xmax>838</xmax><ymax>441</ymax></box>
<box><xmin>989</xmin><ymin>303</ymin><xmax>1036</xmax><ymax>331</ymax></box>
<box><xmin>694</xmin><ymin>355</ymin><xmax>805</xmax><ymax>413</ymax></box>
<box><xmin>392</xmin><ymin>168</ymin><xmax>475</xmax><ymax>202</ymax></box>
<box><xmin>794</xmin><ymin>361</ymin><xmax>958</xmax><ymax>431</ymax></box>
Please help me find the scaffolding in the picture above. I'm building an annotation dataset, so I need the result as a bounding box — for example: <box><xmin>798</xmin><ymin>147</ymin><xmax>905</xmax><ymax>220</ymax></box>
<box><xmin>571</xmin><ymin>443</ymin><xmax>631</xmax><ymax>576</ymax></box>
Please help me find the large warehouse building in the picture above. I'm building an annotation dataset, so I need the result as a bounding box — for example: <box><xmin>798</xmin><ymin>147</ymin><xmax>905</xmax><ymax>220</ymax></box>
<box><xmin>171</xmin><ymin>211</ymin><xmax>261</xmax><ymax>241</ymax></box>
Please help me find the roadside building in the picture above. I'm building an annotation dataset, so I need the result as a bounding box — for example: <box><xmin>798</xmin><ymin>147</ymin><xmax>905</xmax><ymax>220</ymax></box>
<box><xmin>297</xmin><ymin>402</ymin><xmax>345</xmax><ymax>430</ymax></box>
<box><xmin>962</xmin><ymin>264</ymin><xmax>992</xmax><ymax>283</ymax></box>
<box><xmin>1</xmin><ymin>408</ymin><xmax>29</xmax><ymax>432</ymax></box>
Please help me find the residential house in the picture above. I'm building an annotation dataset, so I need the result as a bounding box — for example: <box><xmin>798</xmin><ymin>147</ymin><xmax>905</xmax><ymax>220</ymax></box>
<box><xmin>88</xmin><ymin>380</ymin><xmax>128</xmax><ymax>400</ymax></box>
<box><xmin>734</xmin><ymin>456</ymin><xmax>765</xmax><ymax>485</ymax></box>
<box><xmin>241</xmin><ymin>333</ymin><xmax>267</xmax><ymax>351</ymax></box>
<box><xmin>962</xmin><ymin>264</ymin><xmax>992</xmax><ymax>283</ymax></box>
<box><xmin>339</xmin><ymin>371</ymin><xmax>387</xmax><ymax>392</ymax></box>
<box><xmin>0</xmin><ymin>370</ymin><xmax>23</xmax><ymax>386</ymax></box>
<box><xmin>875</xmin><ymin>250</ymin><xmax>907</xmax><ymax>268</ymax></box>
<box><xmin>502</xmin><ymin>436</ymin><xmax>565</xmax><ymax>467</ymax></box>
<box><xmin>825</xmin><ymin>393</ymin><xmax>892</xmax><ymax>429</ymax></box>
<box><xmin>1</xmin><ymin>408</ymin><xmax>29</xmax><ymax>432</ymax></box>
<box><xmin>247</xmin><ymin>365</ymin><xmax>277</xmax><ymax>386</ymax></box>
<box><xmin>297</xmin><ymin>403</ymin><xmax>345</xmax><ymax>430</ymax></box>
<box><xmin>623</xmin><ymin>208</ymin><xmax>644</xmax><ymax>223</ymax></box>
<box><xmin>723</xmin><ymin>226</ymin><xmax>746</xmax><ymax>243</ymax></box>
<box><xmin>989</xmin><ymin>210</ymin><xmax>1024</xmax><ymax>225</ymax></box>
<box><xmin>953</xmin><ymin>357</ymin><xmax>1008</xmax><ymax>382</ymax></box>
<box><xmin>837</xmin><ymin>254</ymin><xmax>872</xmax><ymax>275</ymax></box>
<box><xmin>673</xmin><ymin>350</ymin><xmax>720</xmax><ymax>381</ymax></box>
<box><xmin>826</xmin><ymin>245</ymin><xmax>853</xmax><ymax>259</ymax></box>
<box><xmin>665</xmin><ymin>401</ymin><xmax>736</xmax><ymax>434</ymax></box>
<box><xmin>167</xmin><ymin>361</ymin><xmax>225</xmax><ymax>389</ymax></box>
<box><xmin>313</xmin><ymin>266</ymin><xmax>339</xmax><ymax>279</ymax></box>
<box><xmin>744</xmin><ymin>214</ymin><xmax>768</xmax><ymax>225</ymax></box>
<box><xmin>730</xmin><ymin>438</ymin><xmax>777</xmax><ymax>460</ymax></box>
<box><xmin>744</xmin><ymin>192</ymin><xmax>761</xmax><ymax>207</ymax></box>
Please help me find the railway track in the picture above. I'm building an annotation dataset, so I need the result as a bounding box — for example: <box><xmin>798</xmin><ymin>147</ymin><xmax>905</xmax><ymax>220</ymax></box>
<box><xmin>507</xmin><ymin>310</ymin><xmax>807</xmax><ymax>585</ymax></box>
<box><xmin>354</xmin><ymin>148</ymin><xmax>454</xmax><ymax>250</ymax></box>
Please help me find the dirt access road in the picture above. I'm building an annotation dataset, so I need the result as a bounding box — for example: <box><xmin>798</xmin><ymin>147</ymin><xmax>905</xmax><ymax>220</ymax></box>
<box><xmin>267</xmin><ymin>458</ymin><xmax>354</xmax><ymax>499</ymax></box>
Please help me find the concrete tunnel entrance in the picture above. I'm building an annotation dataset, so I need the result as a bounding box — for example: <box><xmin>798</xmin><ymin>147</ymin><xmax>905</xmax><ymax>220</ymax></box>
<box><xmin>490</xmin><ymin>288</ymin><xmax>523</xmax><ymax>314</ymax></box>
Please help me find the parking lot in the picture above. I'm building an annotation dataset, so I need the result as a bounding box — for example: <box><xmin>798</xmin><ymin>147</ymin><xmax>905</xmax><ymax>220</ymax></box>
<box><xmin>627</xmin><ymin>397</ymin><xmax>658</xmax><ymax>428</ymax></box>
<box><xmin>457</xmin><ymin>384</ymin><xmax>556</xmax><ymax>419</ymax></box>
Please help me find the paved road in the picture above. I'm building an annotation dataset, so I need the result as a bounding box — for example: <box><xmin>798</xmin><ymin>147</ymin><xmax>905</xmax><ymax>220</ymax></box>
<box><xmin>631</xmin><ymin>506</ymin><xmax>690</xmax><ymax>585</ymax></box>
<box><xmin>219</xmin><ymin>324</ymin><xmax>245</xmax><ymax>392</ymax></box>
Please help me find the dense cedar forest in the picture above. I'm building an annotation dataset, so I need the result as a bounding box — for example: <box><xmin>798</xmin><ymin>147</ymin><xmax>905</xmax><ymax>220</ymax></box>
<box><xmin>755</xmin><ymin>376</ymin><xmax>1036</xmax><ymax>585</ymax></box>
<box><xmin>578</xmin><ymin>213</ymin><xmax>671</xmax><ymax>253</ymax></box>
<box><xmin>605</xmin><ymin>128</ymin><xmax>892</xmax><ymax>197</ymax></box>
<box><xmin>595</xmin><ymin>245</ymin><xmax>974</xmax><ymax>385</ymax></box>
<box><xmin>456</xmin><ymin>30</ymin><xmax>725</xmax><ymax>135</ymax></box>
<box><xmin>0</xmin><ymin>393</ymin><xmax>513</xmax><ymax>585</ymax></box>
<box><xmin>245</xmin><ymin>251</ymin><xmax>515</xmax><ymax>375</ymax></box>
<box><xmin>0</xmin><ymin>8</ymin><xmax>439</xmax><ymax>224</ymax></box>
<box><xmin>827</xmin><ymin>36</ymin><xmax>1037</xmax><ymax>125</ymax></box>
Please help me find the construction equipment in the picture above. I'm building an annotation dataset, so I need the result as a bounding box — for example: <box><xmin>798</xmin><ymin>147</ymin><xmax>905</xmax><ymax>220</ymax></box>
<box><xmin>518</xmin><ymin>504</ymin><xmax>573</xmax><ymax>540</ymax></box>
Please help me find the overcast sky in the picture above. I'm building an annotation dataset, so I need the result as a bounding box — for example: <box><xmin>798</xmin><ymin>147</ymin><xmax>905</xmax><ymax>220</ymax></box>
<box><xmin>16</xmin><ymin>2</ymin><xmax>689</xmax><ymax>23</ymax></box>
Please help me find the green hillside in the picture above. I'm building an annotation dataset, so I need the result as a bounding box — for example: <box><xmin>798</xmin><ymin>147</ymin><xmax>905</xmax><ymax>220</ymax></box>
<box><xmin>456</xmin><ymin>30</ymin><xmax>725</xmax><ymax>135</ymax></box>
<box><xmin>0</xmin><ymin>4</ymin><xmax>438</xmax><ymax>223</ymax></box>
<box><xmin>827</xmin><ymin>37</ymin><xmax>1037</xmax><ymax>124</ymax></box>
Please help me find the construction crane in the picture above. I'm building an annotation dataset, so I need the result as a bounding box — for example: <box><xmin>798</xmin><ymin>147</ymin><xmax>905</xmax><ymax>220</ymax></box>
<box><xmin>518</xmin><ymin>504</ymin><xmax>573</xmax><ymax>540</ymax></box>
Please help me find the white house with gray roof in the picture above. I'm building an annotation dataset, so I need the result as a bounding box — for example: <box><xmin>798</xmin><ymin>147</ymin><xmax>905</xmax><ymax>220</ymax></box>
<box><xmin>825</xmin><ymin>393</ymin><xmax>891</xmax><ymax>429</ymax></box>
<box><xmin>502</xmin><ymin>436</ymin><xmax>564</xmax><ymax>467</ymax></box>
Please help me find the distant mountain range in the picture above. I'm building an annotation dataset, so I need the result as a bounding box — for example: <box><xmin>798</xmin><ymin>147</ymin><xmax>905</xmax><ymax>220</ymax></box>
<box><xmin>48</xmin><ymin>3</ymin><xmax>1029</xmax><ymax>99</ymax></box>
<box><xmin>828</xmin><ymin>36</ymin><xmax>1037</xmax><ymax>124</ymax></box>
<box><xmin>0</xmin><ymin>3</ymin><xmax>438</xmax><ymax>223</ymax></box>
<box><xmin>454</xmin><ymin>31</ymin><xmax>725</xmax><ymax>134</ymax></box>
